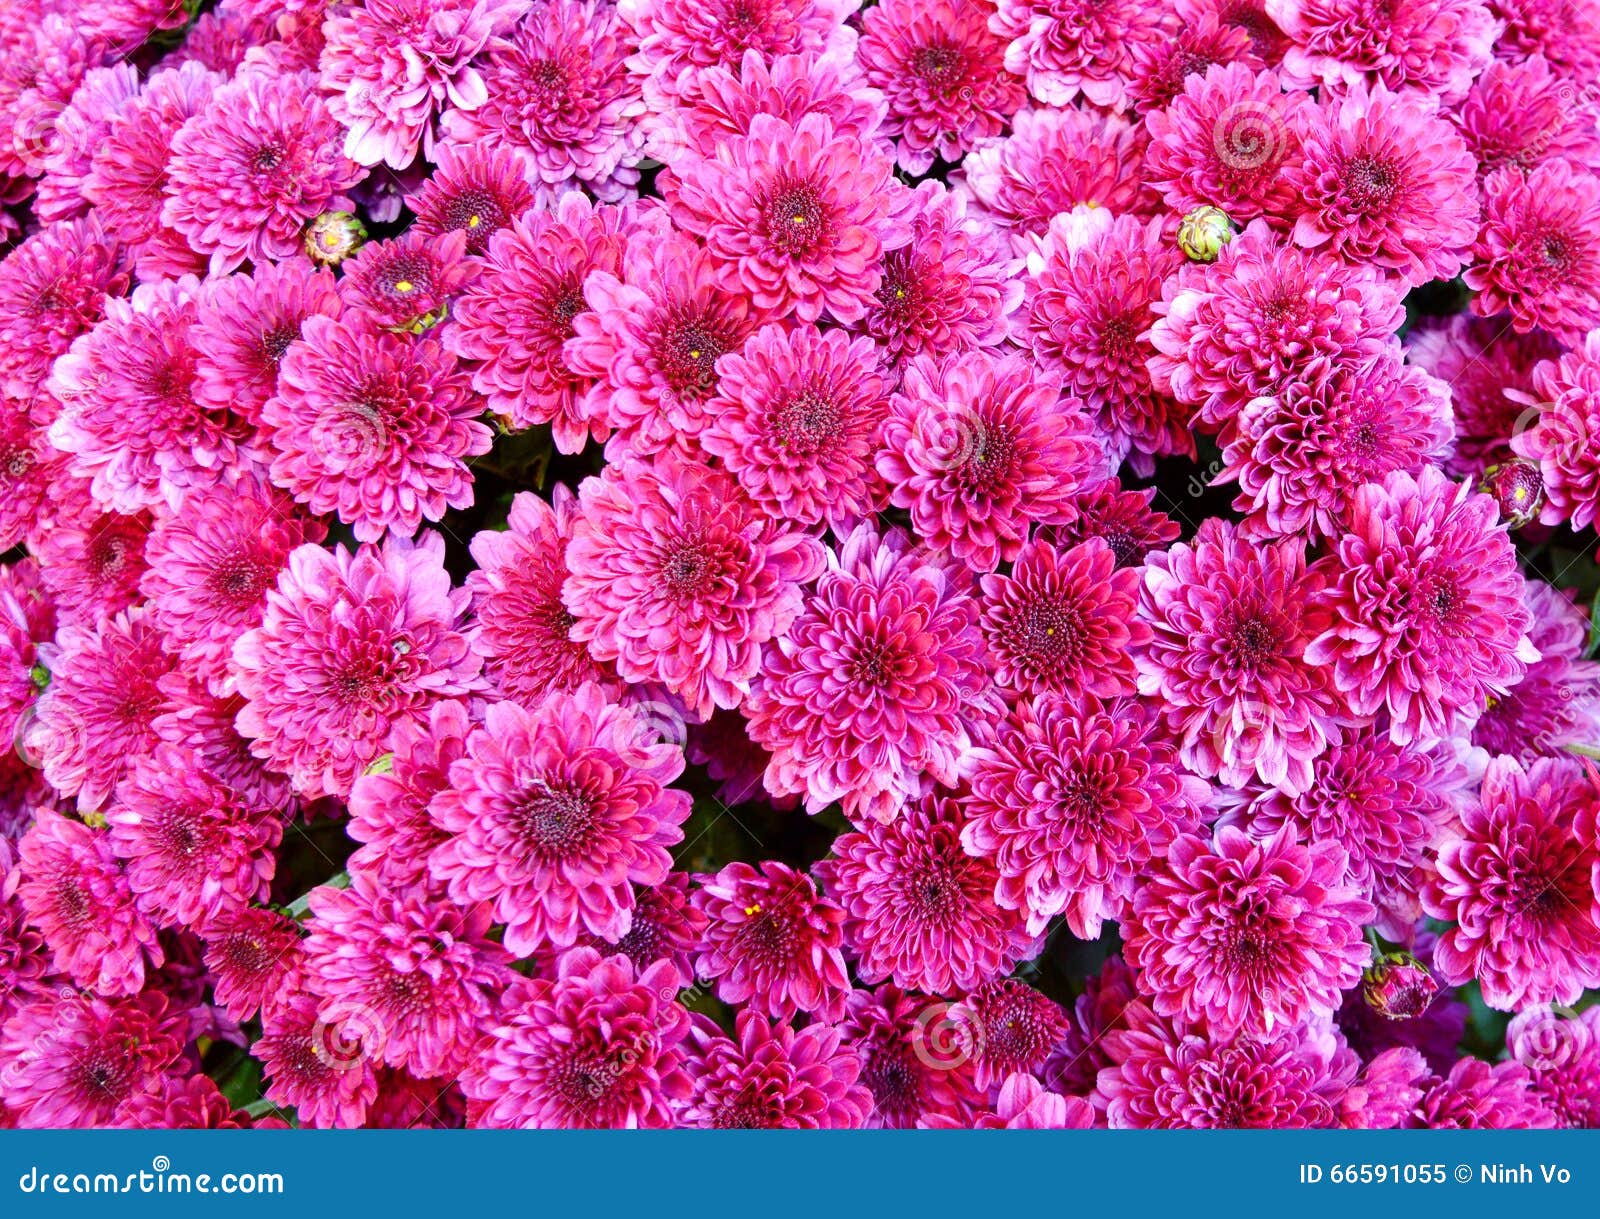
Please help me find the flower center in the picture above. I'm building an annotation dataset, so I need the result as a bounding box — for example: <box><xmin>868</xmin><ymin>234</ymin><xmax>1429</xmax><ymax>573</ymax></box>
<box><xmin>1343</xmin><ymin>155</ymin><xmax>1400</xmax><ymax>209</ymax></box>
<box><xmin>770</xmin><ymin>387</ymin><xmax>841</xmax><ymax>456</ymax></box>
<box><xmin>515</xmin><ymin>782</ymin><xmax>595</xmax><ymax>855</ymax></box>
<box><xmin>762</xmin><ymin>181</ymin><xmax>828</xmax><ymax>256</ymax></box>
<box><xmin>909</xmin><ymin>42</ymin><xmax>963</xmax><ymax>81</ymax></box>
<box><xmin>211</xmin><ymin>550</ymin><xmax>272</xmax><ymax>604</ymax></box>
<box><xmin>656</xmin><ymin>308</ymin><xmax>730</xmax><ymax>400</ymax></box>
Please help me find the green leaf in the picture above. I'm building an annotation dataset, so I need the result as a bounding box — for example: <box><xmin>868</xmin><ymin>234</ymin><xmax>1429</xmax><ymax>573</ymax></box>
<box><xmin>285</xmin><ymin>870</ymin><xmax>349</xmax><ymax>920</ymax></box>
<box><xmin>1587</xmin><ymin>595</ymin><xmax>1600</xmax><ymax>659</ymax></box>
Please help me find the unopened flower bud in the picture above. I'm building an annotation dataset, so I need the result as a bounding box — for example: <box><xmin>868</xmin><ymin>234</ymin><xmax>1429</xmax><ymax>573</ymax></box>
<box><xmin>304</xmin><ymin>211</ymin><xmax>366</xmax><ymax>266</ymax></box>
<box><xmin>1478</xmin><ymin>458</ymin><xmax>1544</xmax><ymax>528</ymax></box>
<box><xmin>1362</xmin><ymin>951</ymin><xmax>1437</xmax><ymax>1020</ymax></box>
<box><xmin>1177</xmin><ymin>206</ymin><xmax>1235</xmax><ymax>262</ymax></box>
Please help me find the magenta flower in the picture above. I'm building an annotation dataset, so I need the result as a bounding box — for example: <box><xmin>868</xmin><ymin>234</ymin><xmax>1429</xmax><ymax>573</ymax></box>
<box><xmin>691</xmin><ymin>860</ymin><xmax>851</xmax><ymax>1022</ymax></box>
<box><xmin>1286</xmin><ymin>80</ymin><xmax>1479</xmax><ymax>286</ymax></box>
<box><xmin>563</xmin><ymin>454</ymin><xmax>824</xmax><ymax>718</ymax></box>
<box><xmin>1270</xmin><ymin>0</ymin><xmax>1499</xmax><ymax>100</ymax></box>
<box><xmin>1452</xmin><ymin>56</ymin><xmax>1600</xmax><ymax>181</ymax></box>
<box><xmin>990</xmin><ymin>0</ymin><xmax>1169</xmax><ymax>110</ymax></box>
<box><xmin>1125</xmin><ymin>9</ymin><xmax>1262</xmax><ymax>110</ymax></box>
<box><xmin>966</xmin><ymin>690</ymin><xmax>1210</xmax><ymax>938</ymax></box>
<box><xmin>816</xmin><ymin>791</ymin><xmax>1037</xmax><ymax>994</ymax></box>
<box><xmin>838</xmin><ymin>984</ymin><xmax>985</xmax><ymax>1129</ymax></box>
<box><xmin>1053</xmin><ymin>480</ymin><xmax>1180</xmax><ymax>568</ymax></box>
<box><xmin>857</xmin><ymin>0</ymin><xmax>1024</xmax><ymax>174</ymax></box>
<box><xmin>878</xmin><ymin>349</ymin><xmax>1099</xmax><ymax>572</ymax></box>
<box><xmin>405</xmin><ymin>138</ymin><xmax>539</xmax><ymax>255</ymax></box>
<box><xmin>337</xmin><ymin>229</ymin><xmax>477</xmax><ymax>332</ymax></box>
<box><xmin>1424</xmin><ymin>755</ymin><xmax>1600</xmax><ymax>1010</ymax></box>
<box><xmin>700</xmin><ymin>323</ymin><xmax>889</xmax><ymax>531</ymax></box>
<box><xmin>1507</xmin><ymin>1006</ymin><xmax>1600</xmax><ymax>1128</ymax></box>
<box><xmin>1306</xmin><ymin>467</ymin><xmax>1538</xmax><ymax>745</ymax></box>
<box><xmin>14</xmin><ymin>809</ymin><xmax>163</xmax><ymax>996</ymax></box>
<box><xmin>1474</xmin><ymin>580</ymin><xmax>1600</xmax><ymax>763</ymax></box>
<box><xmin>463</xmin><ymin>948</ymin><xmax>691</xmax><ymax>1129</ymax></box>
<box><xmin>428</xmin><ymin>688</ymin><xmax>690</xmax><ymax>955</ymax></box>
<box><xmin>947</xmin><ymin>978</ymin><xmax>1070</xmax><ymax>1091</ymax></box>
<box><xmin>203</xmin><ymin>905</ymin><xmax>306</xmax><ymax>1026</ymax></box>
<box><xmin>1416</xmin><ymin>1058</ymin><xmax>1556</xmax><ymax>1128</ymax></box>
<box><xmin>255</xmin><ymin>992</ymin><xmax>382</xmax><ymax>1129</ymax></box>
<box><xmin>263</xmin><ymin>314</ymin><xmax>492</xmax><ymax>542</ymax></box>
<box><xmin>679</xmin><ymin>1010</ymin><xmax>871</xmax><ymax>1129</ymax></box>
<box><xmin>665</xmin><ymin>112</ymin><xmax>905</xmax><ymax>324</ymax></box>
<box><xmin>979</xmin><ymin>536</ymin><xmax>1149</xmax><ymax>700</ymax></box>
<box><xmin>232</xmin><ymin>531</ymin><xmax>482</xmax><ymax>800</ymax></box>
<box><xmin>162</xmin><ymin>68</ymin><xmax>363</xmax><ymax>273</ymax></box>
<box><xmin>1511</xmin><ymin>330</ymin><xmax>1600</xmax><ymax>531</ymax></box>
<box><xmin>745</xmin><ymin>523</ymin><xmax>1000</xmax><ymax>823</ymax></box>
<box><xmin>320</xmin><ymin>0</ymin><xmax>528</xmax><ymax>169</ymax></box>
<box><xmin>32</xmin><ymin>490</ymin><xmax>150</xmax><ymax>630</ymax></box>
<box><xmin>1124</xmin><ymin>826</ymin><xmax>1374</xmax><ymax>1038</ymax></box>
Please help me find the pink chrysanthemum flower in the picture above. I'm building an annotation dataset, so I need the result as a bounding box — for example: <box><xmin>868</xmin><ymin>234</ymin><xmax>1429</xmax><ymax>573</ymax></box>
<box><xmin>1218</xmin><ymin>728</ymin><xmax>1480</xmax><ymax>938</ymax></box>
<box><xmin>1126</xmin><ymin>827</ymin><xmax>1374</xmax><ymax>1038</ymax></box>
<box><xmin>664</xmin><ymin>112</ymin><xmax>905</xmax><ymax>324</ymax></box>
<box><xmin>255</xmin><ymin>993</ymin><xmax>381</xmax><ymax>1129</ymax></box>
<box><xmin>32</xmin><ymin>492</ymin><xmax>151</xmax><ymax>629</ymax></box>
<box><xmin>745</xmin><ymin>523</ymin><xmax>1000</xmax><ymax>823</ymax></box>
<box><xmin>1052</xmin><ymin>480</ymin><xmax>1180</xmax><ymax>568</ymax></box>
<box><xmin>815</xmin><ymin>792</ymin><xmax>1037</xmax><ymax>994</ymax></box>
<box><xmin>1125</xmin><ymin>10</ymin><xmax>1263</xmax><ymax>110</ymax></box>
<box><xmin>190</xmin><ymin>257</ymin><xmax>340</xmax><ymax>431</ymax></box>
<box><xmin>0</xmin><ymin>993</ymin><xmax>184</xmax><ymax>1129</ymax></box>
<box><xmin>0</xmin><ymin>846</ymin><xmax>50</xmax><ymax>1029</ymax></box>
<box><xmin>13</xmin><ymin>810</ymin><xmax>161</xmax><ymax>997</ymax></box>
<box><xmin>857</xmin><ymin>0</ymin><xmax>1024</xmax><ymax>173</ymax></box>
<box><xmin>1306</xmin><ymin>466</ymin><xmax>1537</xmax><ymax>745</ymax></box>
<box><xmin>35</xmin><ymin>62</ymin><xmax>141</xmax><ymax>224</ymax></box>
<box><xmin>48</xmin><ymin>276</ymin><xmax>257</xmax><ymax>514</ymax></box>
<box><xmin>967</xmin><ymin>690</ymin><xmax>1210</xmax><ymax>938</ymax></box>
<box><xmin>946</xmin><ymin>978</ymin><xmax>1070</xmax><ymax>1091</ymax></box>
<box><xmin>0</xmin><ymin>408</ymin><xmax>63</xmax><ymax>554</ymax></box>
<box><xmin>202</xmin><ymin>906</ymin><xmax>306</xmax><ymax>1024</ymax></box>
<box><xmin>140</xmin><ymin>476</ymin><xmax>327</xmax><ymax>692</ymax></box>
<box><xmin>1416</xmin><ymin>1057</ymin><xmax>1556</xmax><ymax>1128</ymax></box>
<box><xmin>83</xmin><ymin>63</ymin><xmax>223</xmax><ymax>281</ymax></box>
<box><xmin>1489</xmin><ymin>0</ymin><xmax>1600</xmax><ymax>82</ymax></box>
<box><xmin>162</xmin><ymin>68</ymin><xmax>363</xmax><ymax>273</ymax></box>
<box><xmin>263</xmin><ymin>314</ymin><xmax>492</xmax><ymax>542</ymax></box>
<box><xmin>346</xmin><ymin>698</ymin><xmax>471</xmax><ymax>889</ymax></box>
<box><xmin>1511</xmin><ymin>330</ymin><xmax>1600</xmax><ymax>530</ymax></box>
<box><xmin>563</xmin><ymin>455</ymin><xmax>824</xmax><ymax>718</ymax></box>
<box><xmin>1288</xmin><ymin>81</ymin><xmax>1480</xmax><ymax>285</ymax></box>
<box><xmin>0</xmin><ymin>216</ymin><xmax>128</xmax><ymax>401</ymax></box>
<box><xmin>447</xmin><ymin>193</ymin><xmax>646</xmax><ymax>450</ymax></box>
<box><xmin>1405</xmin><ymin>314</ymin><xmax>1560</xmax><ymax>477</ymax></box>
<box><xmin>406</xmin><ymin>138</ymin><xmax>539</xmax><ymax>255</ymax></box>
<box><xmin>1144</xmin><ymin>65</ymin><xmax>1311</xmax><ymax>227</ymax></box>
<box><xmin>1507</xmin><ymin>1006</ymin><xmax>1600</xmax><ymax>1128</ymax></box>
<box><xmin>1475</xmin><ymin>582</ymin><xmax>1600</xmax><ymax>763</ymax></box>
<box><xmin>232</xmin><ymin>531</ymin><xmax>481</xmax><ymax>800</ymax></box>
<box><xmin>1220</xmin><ymin>349</ymin><xmax>1455</xmax><ymax>542</ymax></box>
<box><xmin>106</xmin><ymin>744</ymin><xmax>281</xmax><ymax>929</ymax></box>
<box><xmin>152</xmin><ymin>675</ymin><xmax>295</xmax><ymax>816</ymax></box>
<box><xmin>878</xmin><ymin>350</ymin><xmax>1099</xmax><ymax>573</ymax></box>
<box><xmin>0</xmin><ymin>559</ymin><xmax>52</xmax><ymax>753</ymax></box>
<box><xmin>321</xmin><ymin>0</ymin><xmax>528</xmax><ymax>169</ymax></box>
<box><xmin>1466</xmin><ymin>161</ymin><xmax>1600</xmax><ymax>342</ymax></box>
<box><xmin>617</xmin><ymin>0</ymin><xmax>860</xmax><ymax>110</ymax></box>
<box><xmin>990</xmin><ymin>0</ymin><xmax>1169</xmax><ymax>110</ymax></box>
<box><xmin>1022</xmin><ymin>212</ymin><xmax>1187</xmax><ymax>466</ymax></box>
<box><xmin>1136</xmin><ymin>518</ymin><xmax>1340</xmax><ymax>793</ymax></box>
<box><xmin>979</xmin><ymin>537</ymin><xmax>1149</xmax><ymax>699</ymax></box>
<box><xmin>467</xmin><ymin>488</ymin><xmax>616</xmax><ymax>703</ymax></box>
<box><xmin>1096</xmin><ymin>1003</ymin><xmax>1360</xmax><ymax>1128</ymax></box>
<box><xmin>440</xmin><ymin>0</ymin><xmax>644</xmax><ymax>199</ymax></box>
<box><xmin>25</xmin><ymin>608</ymin><xmax>173</xmax><ymax>811</ymax></box>
<box><xmin>691</xmin><ymin>859</ymin><xmax>851</xmax><ymax>1022</ymax></box>
<box><xmin>701</xmin><ymin>323</ymin><xmax>889</xmax><ymax>531</ymax></box>
<box><xmin>463</xmin><ymin>948</ymin><xmax>691</xmax><ymax>1129</ymax></box>
<box><xmin>1453</xmin><ymin>56</ymin><xmax>1600</xmax><ymax>181</ymax></box>
<box><xmin>679</xmin><ymin>1010</ymin><xmax>871</xmax><ymax>1129</ymax></box>
<box><xmin>305</xmin><ymin>872</ymin><xmax>515</xmax><ymax>1079</ymax></box>
<box><xmin>658</xmin><ymin>47</ymin><xmax>884</xmax><ymax>160</ymax></box>
<box><xmin>958</xmin><ymin>107</ymin><xmax>1152</xmax><ymax>236</ymax></box>
<box><xmin>839</xmin><ymin>985</ymin><xmax>985</xmax><ymax>1129</ymax></box>
<box><xmin>1424</xmin><ymin>756</ymin><xmax>1600</xmax><ymax>1010</ymax></box>
<box><xmin>117</xmin><ymin>1074</ymin><xmax>251</xmax><ymax>1129</ymax></box>
<box><xmin>565</xmin><ymin>226</ymin><xmax>756</xmax><ymax>455</ymax></box>
<box><xmin>429</xmin><ymin>688</ymin><xmax>690</xmax><ymax>955</ymax></box>
<box><xmin>857</xmin><ymin>179</ymin><xmax>1022</xmax><ymax>370</ymax></box>
<box><xmin>1149</xmin><ymin>221</ymin><xmax>1407</xmax><ymax>426</ymax></box>
<box><xmin>1270</xmin><ymin>0</ymin><xmax>1499</xmax><ymax>100</ymax></box>
<box><xmin>583</xmin><ymin>872</ymin><xmax>706</xmax><ymax>981</ymax></box>
<box><xmin>338</xmin><ymin>229</ymin><xmax>476</xmax><ymax>332</ymax></box>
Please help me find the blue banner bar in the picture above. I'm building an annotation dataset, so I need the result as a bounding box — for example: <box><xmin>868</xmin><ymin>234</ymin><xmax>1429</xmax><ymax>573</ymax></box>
<box><xmin>0</xmin><ymin>1131</ymin><xmax>1591</xmax><ymax>1217</ymax></box>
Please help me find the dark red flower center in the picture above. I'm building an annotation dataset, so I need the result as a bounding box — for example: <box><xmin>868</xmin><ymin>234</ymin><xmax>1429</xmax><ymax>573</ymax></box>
<box><xmin>1342</xmin><ymin>155</ymin><xmax>1401</xmax><ymax>210</ymax></box>
<box><xmin>770</xmin><ymin>387</ymin><xmax>841</xmax><ymax>456</ymax></box>
<box><xmin>655</xmin><ymin>307</ymin><xmax>732</xmax><ymax>400</ymax></box>
<box><xmin>514</xmin><ymin>782</ymin><xmax>596</xmax><ymax>857</ymax></box>
<box><xmin>762</xmin><ymin>180</ymin><xmax>830</xmax><ymax>257</ymax></box>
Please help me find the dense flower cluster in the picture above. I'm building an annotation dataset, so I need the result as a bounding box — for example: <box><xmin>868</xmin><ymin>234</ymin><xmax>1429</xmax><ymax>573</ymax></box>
<box><xmin>0</xmin><ymin>0</ymin><xmax>1597</xmax><ymax>1131</ymax></box>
